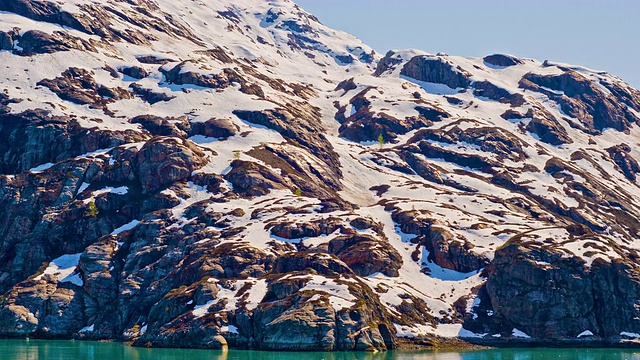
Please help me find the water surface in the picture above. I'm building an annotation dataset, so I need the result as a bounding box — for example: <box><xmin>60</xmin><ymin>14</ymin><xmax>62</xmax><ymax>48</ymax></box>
<box><xmin>1</xmin><ymin>340</ymin><xmax>640</xmax><ymax>360</ymax></box>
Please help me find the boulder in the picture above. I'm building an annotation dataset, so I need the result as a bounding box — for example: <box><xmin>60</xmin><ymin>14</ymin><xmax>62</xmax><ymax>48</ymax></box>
<box><xmin>130</xmin><ymin>115</ymin><xmax>188</xmax><ymax>137</ymax></box>
<box><xmin>328</xmin><ymin>234</ymin><xmax>402</xmax><ymax>277</ymax></box>
<box><xmin>483</xmin><ymin>54</ymin><xmax>524</xmax><ymax>67</ymax></box>
<box><xmin>419</xmin><ymin>228</ymin><xmax>489</xmax><ymax>274</ymax></box>
<box><xmin>129</xmin><ymin>84</ymin><xmax>176</xmax><ymax>104</ymax></box>
<box><xmin>472</xmin><ymin>81</ymin><xmax>525</xmax><ymax>106</ymax></box>
<box><xmin>273</xmin><ymin>252</ymin><xmax>353</xmax><ymax>276</ymax></box>
<box><xmin>224</xmin><ymin>160</ymin><xmax>287</xmax><ymax>197</ymax></box>
<box><xmin>190</xmin><ymin>118</ymin><xmax>238</xmax><ymax>138</ymax></box>
<box><xmin>121</xmin><ymin>66</ymin><xmax>148</xmax><ymax>79</ymax></box>
<box><xmin>162</xmin><ymin>62</ymin><xmax>263</xmax><ymax>97</ymax></box>
<box><xmin>270</xmin><ymin>218</ymin><xmax>344</xmax><ymax>239</ymax></box>
<box><xmin>391</xmin><ymin>210</ymin><xmax>488</xmax><ymax>273</ymax></box>
<box><xmin>135</xmin><ymin>137</ymin><xmax>207</xmax><ymax>193</ymax></box>
<box><xmin>37</xmin><ymin>67</ymin><xmax>132</xmax><ymax>107</ymax></box>
<box><xmin>0</xmin><ymin>30</ymin><xmax>14</xmax><ymax>50</ymax></box>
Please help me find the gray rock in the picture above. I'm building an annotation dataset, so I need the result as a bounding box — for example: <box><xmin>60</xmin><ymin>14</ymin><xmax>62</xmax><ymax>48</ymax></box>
<box><xmin>401</xmin><ymin>56</ymin><xmax>471</xmax><ymax>89</ymax></box>
<box><xmin>469</xmin><ymin>239</ymin><xmax>640</xmax><ymax>341</ymax></box>
<box><xmin>135</xmin><ymin>137</ymin><xmax>207</xmax><ymax>194</ymax></box>
<box><xmin>483</xmin><ymin>54</ymin><xmax>524</xmax><ymax>67</ymax></box>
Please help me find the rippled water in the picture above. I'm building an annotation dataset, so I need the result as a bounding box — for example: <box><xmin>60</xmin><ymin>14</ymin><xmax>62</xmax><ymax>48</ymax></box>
<box><xmin>1</xmin><ymin>340</ymin><xmax>640</xmax><ymax>360</ymax></box>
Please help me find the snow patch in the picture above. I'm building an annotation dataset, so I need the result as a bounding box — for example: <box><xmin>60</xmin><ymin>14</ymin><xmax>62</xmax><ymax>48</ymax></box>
<box><xmin>35</xmin><ymin>253</ymin><xmax>83</xmax><ymax>286</ymax></box>
<box><xmin>512</xmin><ymin>328</ymin><xmax>531</xmax><ymax>339</ymax></box>
<box><xmin>30</xmin><ymin>163</ymin><xmax>54</xmax><ymax>173</ymax></box>
<box><xmin>299</xmin><ymin>275</ymin><xmax>356</xmax><ymax>311</ymax></box>
<box><xmin>111</xmin><ymin>220</ymin><xmax>140</xmax><ymax>235</ymax></box>
<box><xmin>79</xmin><ymin>324</ymin><xmax>94</xmax><ymax>333</ymax></box>
<box><xmin>577</xmin><ymin>330</ymin><xmax>594</xmax><ymax>338</ymax></box>
<box><xmin>221</xmin><ymin>325</ymin><xmax>239</xmax><ymax>334</ymax></box>
<box><xmin>620</xmin><ymin>331</ymin><xmax>640</xmax><ymax>339</ymax></box>
<box><xmin>192</xmin><ymin>300</ymin><xmax>216</xmax><ymax>319</ymax></box>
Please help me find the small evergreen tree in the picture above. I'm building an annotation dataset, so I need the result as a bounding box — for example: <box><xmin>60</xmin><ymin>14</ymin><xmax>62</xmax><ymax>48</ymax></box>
<box><xmin>294</xmin><ymin>188</ymin><xmax>302</xmax><ymax>197</ymax></box>
<box><xmin>86</xmin><ymin>201</ymin><xmax>99</xmax><ymax>217</ymax></box>
<box><xmin>378</xmin><ymin>134</ymin><xmax>384</xmax><ymax>148</ymax></box>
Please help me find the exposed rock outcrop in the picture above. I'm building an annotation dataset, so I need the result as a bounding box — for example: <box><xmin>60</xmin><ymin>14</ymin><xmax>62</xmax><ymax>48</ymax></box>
<box><xmin>401</xmin><ymin>56</ymin><xmax>471</xmax><ymax>89</ymax></box>
<box><xmin>15</xmin><ymin>30</ymin><xmax>96</xmax><ymax>55</ymax></box>
<box><xmin>465</xmin><ymin>234</ymin><xmax>640</xmax><ymax>343</ymax></box>
<box><xmin>520</xmin><ymin>71</ymin><xmax>640</xmax><ymax>134</ymax></box>
<box><xmin>161</xmin><ymin>62</ymin><xmax>264</xmax><ymax>97</ymax></box>
<box><xmin>135</xmin><ymin>137</ymin><xmax>208</xmax><ymax>194</ymax></box>
<box><xmin>483</xmin><ymin>54</ymin><xmax>524</xmax><ymax>67</ymax></box>
<box><xmin>37</xmin><ymin>68</ymin><xmax>133</xmax><ymax>108</ymax></box>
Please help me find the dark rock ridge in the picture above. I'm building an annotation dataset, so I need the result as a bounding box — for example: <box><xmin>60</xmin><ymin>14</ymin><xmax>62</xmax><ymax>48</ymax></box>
<box><xmin>0</xmin><ymin>109</ymin><xmax>146</xmax><ymax>174</ymax></box>
<box><xmin>483</xmin><ymin>54</ymin><xmax>524</xmax><ymax>67</ymax></box>
<box><xmin>14</xmin><ymin>30</ymin><xmax>97</xmax><ymax>55</ymax></box>
<box><xmin>0</xmin><ymin>0</ymin><xmax>201</xmax><ymax>45</ymax></box>
<box><xmin>520</xmin><ymin>71</ymin><xmax>640</xmax><ymax>134</ymax></box>
<box><xmin>161</xmin><ymin>62</ymin><xmax>265</xmax><ymax>98</ymax></box>
<box><xmin>401</xmin><ymin>56</ymin><xmax>471</xmax><ymax>89</ymax></box>
<box><xmin>464</xmin><ymin>232</ymin><xmax>640</xmax><ymax>343</ymax></box>
<box><xmin>392</xmin><ymin>210</ymin><xmax>489</xmax><ymax>273</ymax></box>
<box><xmin>335</xmin><ymin>87</ymin><xmax>445</xmax><ymax>143</ymax></box>
<box><xmin>472</xmin><ymin>81</ymin><xmax>525</xmax><ymax>107</ymax></box>
<box><xmin>38</xmin><ymin>68</ymin><xmax>133</xmax><ymax>109</ymax></box>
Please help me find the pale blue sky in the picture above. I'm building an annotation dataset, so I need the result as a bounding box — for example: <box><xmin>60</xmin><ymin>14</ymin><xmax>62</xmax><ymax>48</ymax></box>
<box><xmin>296</xmin><ymin>0</ymin><xmax>640</xmax><ymax>89</ymax></box>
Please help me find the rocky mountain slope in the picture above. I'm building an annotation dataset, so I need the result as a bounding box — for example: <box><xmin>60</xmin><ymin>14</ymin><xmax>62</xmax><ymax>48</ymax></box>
<box><xmin>2</xmin><ymin>0</ymin><xmax>640</xmax><ymax>351</ymax></box>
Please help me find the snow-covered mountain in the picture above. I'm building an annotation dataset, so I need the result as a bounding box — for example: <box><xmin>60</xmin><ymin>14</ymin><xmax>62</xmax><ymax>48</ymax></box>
<box><xmin>1</xmin><ymin>0</ymin><xmax>640</xmax><ymax>350</ymax></box>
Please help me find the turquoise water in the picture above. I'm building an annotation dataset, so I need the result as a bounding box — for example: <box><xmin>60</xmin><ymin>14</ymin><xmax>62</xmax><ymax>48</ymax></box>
<box><xmin>1</xmin><ymin>340</ymin><xmax>640</xmax><ymax>360</ymax></box>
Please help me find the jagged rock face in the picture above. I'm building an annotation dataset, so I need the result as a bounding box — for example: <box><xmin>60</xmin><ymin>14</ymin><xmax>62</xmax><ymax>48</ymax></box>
<box><xmin>401</xmin><ymin>56</ymin><xmax>471</xmax><ymax>89</ymax></box>
<box><xmin>0</xmin><ymin>110</ymin><xmax>146</xmax><ymax>174</ymax></box>
<box><xmin>135</xmin><ymin>137</ymin><xmax>207</xmax><ymax>194</ymax></box>
<box><xmin>2</xmin><ymin>0</ymin><xmax>640</xmax><ymax>351</ymax></box>
<box><xmin>15</xmin><ymin>30</ymin><xmax>96</xmax><ymax>55</ymax></box>
<box><xmin>37</xmin><ymin>67</ymin><xmax>133</xmax><ymax>108</ymax></box>
<box><xmin>520</xmin><ymin>70</ymin><xmax>640</xmax><ymax>134</ymax></box>
<box><xmin>121</xmin><ymin>66</ymin><xmax>148</xmax><ymax>80</ymax></box>
<box><xmin>335</xmin><ymin>87</ymin><xmax>445</xmax><ymax>143</ymax></box>
<box><xmin>465</xmin><ymin>233</ymin><xmax>640</xmax><ymax>342</ymax></box>
<box><xmin>519</xmin><ymin>108</ymin><xmax>573</xmax><ymax>145</ymax></box>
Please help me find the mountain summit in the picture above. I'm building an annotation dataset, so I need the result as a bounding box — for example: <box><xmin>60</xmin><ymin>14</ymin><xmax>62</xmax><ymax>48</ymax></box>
<box><xmin>1</xmin><ymin>0</ymin><xmax>640</xmax><ymax>350</ymax></box>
